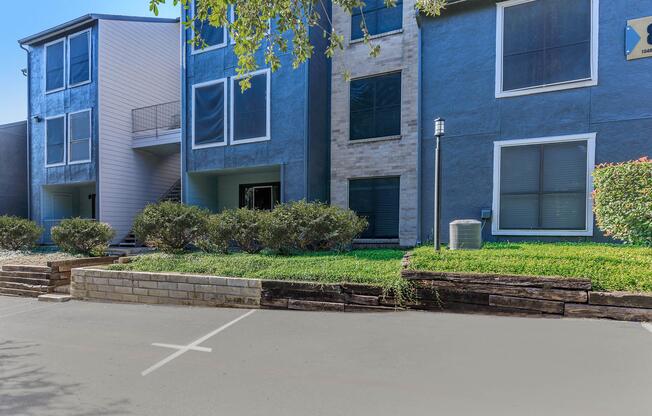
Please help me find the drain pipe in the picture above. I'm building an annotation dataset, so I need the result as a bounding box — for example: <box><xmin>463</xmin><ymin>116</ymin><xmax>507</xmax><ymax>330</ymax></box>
<box><xmin>19</xmin><ymin>43</ymin><xmax>31</xmax><ymax>221</ymax></box>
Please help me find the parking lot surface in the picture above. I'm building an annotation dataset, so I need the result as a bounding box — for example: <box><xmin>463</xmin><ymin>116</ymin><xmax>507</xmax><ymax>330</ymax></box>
<box><xmin>1</xmin><ymin>295</ymin><xmax>651</xmax><ymax>416</ymax></box>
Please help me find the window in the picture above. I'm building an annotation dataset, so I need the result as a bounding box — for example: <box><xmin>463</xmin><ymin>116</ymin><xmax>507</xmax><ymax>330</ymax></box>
<box><xmin>45</xmin><ymin>116</ymin><xmax>66</xmax><ymax>166</ymax></box>
<box><xmin>349</xmin><ymin>177</ymin><xmax>400</xmax><ymax>239</ymax></box>
<box><xmin>192</xmin><ymin>0</ymin><xmax>226</xmax><ymax>52</ymax></box>
<box><xmin>68</xmin><ymin>110</ymin><xmax>91</xmax><ymax>163</ymax></box>
<box><xmin>496</xmin><ymin>0</ymin><xmax>598</xmax><ymax>97</ymax></box>
<box><xmin>68</xmin><ymin>30</ymin><xmax>91</xmax><ymax>87</ymax></box>
<box><xmin>193</xmin><ymin>79</ymin><xmax>227</xmax><ymax>148</ymax></box>
<box><xmin>351</xmin><ymin>0</ymin><xmax>403</xmax><ymax>40</ymax></box>
<box><xmin>239</xmin><ymin>182</ymin><xmax>281</xmax><ymax>210</ymax></box>
<box><xmin>350</xmin><ymin>72</ymin><xmax>401</xmax><ymax>141</ymax></box>
<box><xmin>230</xmin><ymin>69</ymin><xmax>270</xmax><ymax>144</ymax></box>
<box><xmin>45</xmin><ymin>39</ymin><xmax>65</xmax><ymax>93</ymax></box>
<box><xmin>492</xmin><ymin>134</ymin><xmax>596</xmax><ymax>236</ymax></box>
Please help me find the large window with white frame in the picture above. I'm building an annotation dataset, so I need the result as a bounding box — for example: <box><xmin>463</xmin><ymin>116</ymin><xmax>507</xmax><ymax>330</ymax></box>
<box><xmin>191</xmin><ymin>0</ymin><xmax>227</xmax><ymax>53</ymax></box>
<box><xmin>68</xmin><ymin>109</ymin><xmax>92</xmax><ymax>164</ymax></box>
<box><xmin>492</xmin><ymin>134</ymin><xmax>596</xmax><ymax>236</ymax></box>
<box><xmin>68</xmin><ymin>30</ymin><xmax>91</xmax><ymax>87</ymax></box>
<box><xmin>192</xmin><ymin>79</ymin><xmax>227</xmax><ymax>149</ymax></box>
<box><xmin>45</xmin><ymin>39</ymin><xmax>65</xmax><ymax>93</ymax></box>
<box><xmin>495</xmin><ymin>0</ymin><xmax>598</xmax><ymax>98</ymax></box>
<box><xmin>230</xmin><ymin>69</ymin><xmax>270</xmax><ymax>144</ymax></box>
<box><xmin>45</xmin><ymin>115</ymin><xmax>66</xmax><ymax>167</ymax></box>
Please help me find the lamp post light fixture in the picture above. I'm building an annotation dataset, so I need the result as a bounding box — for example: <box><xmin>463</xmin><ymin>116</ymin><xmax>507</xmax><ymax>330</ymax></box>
<box><xmin>434</xmin><ymin>117</ymin><xmax>445</xmax><ymax>252</ymax></box>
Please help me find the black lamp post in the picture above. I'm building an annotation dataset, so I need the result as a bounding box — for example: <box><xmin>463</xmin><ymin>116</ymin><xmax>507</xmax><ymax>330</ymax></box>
<box><xmin>434</xmin><ymin>118</ymin><xmax>445</xmax><ymax>252</ymax></box>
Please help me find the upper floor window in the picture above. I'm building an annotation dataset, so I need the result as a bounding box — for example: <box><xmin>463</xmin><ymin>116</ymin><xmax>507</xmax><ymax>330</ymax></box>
<box><xmin>351</xmin><ymin>0</ymin><xmax>403</xmax><ymax>41</ymax></box>
<box><xmin>45</xmin><ymin>39</ymin><xmax>65</xmax><ymax>93</ymax></box>
<box><xmin>68</xmin><ymin>30</ymin><xmax>91</xmax><ymax>87</ymax></box>
<box><xmin>496</xmin><ymin>0</ymin><xmax>598</xmax><ymax>98</ymax></box>
<box><xmin>192</xmin><ymin>0</ymin><xmax>226</xmax><ymax>53</ymax></box>
<box><xmin>46</xmin><ymin>115</ymin><xmax>66</xmax><ymax>166</ymax></box>
<box><xmin>192</xmin><ymin>79</ymin><xmax>227</xmax><ymax>149</ymax></box>
<box><xmin>69</xmin><ymin>110</ymin><xmax>92</xmax><ymax>164</ymax></box>
<box><xmin>493</xmin><ymin>134</ymin><xmax>595</xmax><ymax>236</ymax></box>
<box><xmin>230</xmin><ymin>69</ymin><xmax>270</xmax><ymax>144</ymax></box>
<box><xmin>350</xmin><ymin>72</ymin><xmax>401</xmax><ymax>141</ymax></box>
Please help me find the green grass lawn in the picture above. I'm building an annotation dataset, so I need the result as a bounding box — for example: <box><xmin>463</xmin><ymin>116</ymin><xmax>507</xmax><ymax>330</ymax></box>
<box><xmin>409</xmin><ymin>243</ymin><xmax>652</xmax><ymax>293</ymax></box>
<box><xmin>110</xmin><ymin>249</ymin><xmax>407</xmax><ymax>293</ymax></box>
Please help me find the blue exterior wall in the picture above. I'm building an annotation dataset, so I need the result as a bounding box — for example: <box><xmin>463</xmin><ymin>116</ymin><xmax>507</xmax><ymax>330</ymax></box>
<box><xmin>181</xmin><ymin>7</ymin><xmax>331</xmax><ymax>208</ymax></box>
<box><xmin>27</xmin><ymin>23</ymin><xmax>99</xmax><ymax>226</ymax></box>
<box><xmin>419</xmin><ymin>0</ymin><xmax>652</xmax><ymax>243</ymax></box>
<box><xmin>0</xmin><ymin>121</ymin><xmax>28</xmax><ymax>217</ymax></box>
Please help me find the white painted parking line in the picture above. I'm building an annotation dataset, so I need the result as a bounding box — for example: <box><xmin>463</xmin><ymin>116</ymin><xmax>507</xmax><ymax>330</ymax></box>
<box><xmin>141</xmin><ymin>309</ymin><xmax>256</xmax><ymax>377</ymax></box>
<box><xmin>0</xmin><ymin>304</ymin><xmax>56</xmax><ymax>319</ymax></box>
<box><xmin>152</xmin><ymin>343</ymin><xmax>213</xmax><ymax>353</ymax></box>
<box><xmin>643</xmin><ymin>323</ymin><xmax>652</xmax><ymax>334</ymax></box>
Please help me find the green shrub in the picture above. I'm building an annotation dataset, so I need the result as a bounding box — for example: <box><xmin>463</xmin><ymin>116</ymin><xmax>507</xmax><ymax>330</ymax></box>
<box><xmin>0</xmin><ymin>216</ymin><xmax>42</xmax><ymax>251</ymax></box>
<box><xmin>593</xmin><ymin>157</ymin><xmax>652</xmax><ymax>245</ymax></box>
<box><xmin>195</xmin><ymin>211</ymin><xmax>237</xmax><ymax>254</ymax></box>
<box><xmin>133</xmin><ymin>201</ymin><xmax>209</xmax><ymax>253</ymax></box>
<box><xmin>260</xmin><ymin>200</ymin><xmax>368</xmax><ymax>254</ymax></box>
<box><xmin>227</xmin><ymin>208</ymin><xmax>268</xmax><ymax>253</ymax></box>
<box><xmin>51</xmin><ymin>218</ymin><xmax>115</xmax><ymax>256</ymax></box>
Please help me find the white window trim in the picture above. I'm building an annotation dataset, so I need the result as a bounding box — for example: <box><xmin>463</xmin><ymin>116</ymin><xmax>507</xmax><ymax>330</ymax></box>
<box><xmin>191</xmin><ymin>0</ymin><xmax>227</xmax><ymax>54</ymax></box>
<box><xmin>492</xmin><ymin>133</ymin><xmax>597</xmax><ymax>237</ymax></box>
<box><xmin>45</xmin><ymin>114</ymin><xmax>67</xmax><ymax>168</ymax></box>
<box><xmin>229</xmin><ymin>68</ymin><xmax>271</xmax><ymax>145</ymax></box>
<box><xmin>192</xmin><ymin>78</ymin><xmax>228</xmax><ymax>150</ymax></box>
<box><xmin>68</xmin><ymin>109</ymin><xmax>92</xmax><ymax>165</ymax></box>
<box><xmin>495</xmin><ymin>0</ymin><xmax>599</xmax><ymax>99</ymax></box>
<box><xmin>67</xmin><ymin>29</ymin><xmax>92</xmax><ymax>89</ymax></box>
<box><xmin>44</xmin><ymin>37</ymin><xmax>66</xmax><ymax>94</ymax></box>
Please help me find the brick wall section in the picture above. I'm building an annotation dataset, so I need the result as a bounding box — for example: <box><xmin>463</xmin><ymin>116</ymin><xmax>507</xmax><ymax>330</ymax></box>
<box><xmin>71</xmin><ymin>268</ymin><xmax>261</xmax><ymax>308</ymax></box>
<box><xmin>330</xmin><ymin>0</ymin><xmax>420</xmax><ymax>246</ymax></box>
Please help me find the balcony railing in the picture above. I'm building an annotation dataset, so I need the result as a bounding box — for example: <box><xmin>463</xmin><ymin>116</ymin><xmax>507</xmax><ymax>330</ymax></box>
<box><xmin>132</xmin><ymin>101</ymin><xmax>181</xmax><ymax>138</ymax></box>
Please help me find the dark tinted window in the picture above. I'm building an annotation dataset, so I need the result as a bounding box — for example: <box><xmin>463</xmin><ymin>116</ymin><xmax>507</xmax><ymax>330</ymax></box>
<box><xmin>194</xmin><ymin>0</ymin><xmax>225</xmax><ymax>48</ymax></box>
<box><xmin>351</xmin><ymin>0</ymin><xmax>403</xmax><ymax>40</ymax></box>
<box><xmin>69</xmin><ymin>110</ymin><xmax>91</xmax><ymax>162</ymax></box>
<box><xmin>502</xmin><ymin>0</ymin><xmax>592</xmax><ymax>91</ymax></box>
<box><xmin>349</xmin><ymin>177</ymin><xmax>400</xmax><ymax>239</ymax></box>
<box><xmin>46</xmin><ymin>40</ymin><xmax>65</xmax><ymax>92</ymax></box>
<box><xmin>350</xmin><ymin>72</ymin><xmax>401</xmax><ymax>140</ymax></box>
<box><xmin>69</xmin><ymin>31</ymin><xmax>90</xmax><ymax>86</ymax></box>
<box><xmin>194</xmin><ymin>81</ymin><xmax>225</xmax><ymax>146</ymax></box>
<box><xmin>500</xmin><ymin>141</ymin><xmax>588</xmax><ymax>230</ymax></box>
<box><xmin>46</xmin><ymin>116</ymin><xmax>66</xmax><ymax>165</ymax></box>
<box><xmin>233</xmin><ymin>72</ymin><xmax>268</xmax><ymax>142</ymax></box>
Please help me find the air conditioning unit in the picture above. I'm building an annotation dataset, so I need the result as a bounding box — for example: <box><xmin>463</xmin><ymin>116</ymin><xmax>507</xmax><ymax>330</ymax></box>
<box><xmin>449</xmin><ymin>220</ymin><xmax>482</xmax><ymax>250</ymax></box>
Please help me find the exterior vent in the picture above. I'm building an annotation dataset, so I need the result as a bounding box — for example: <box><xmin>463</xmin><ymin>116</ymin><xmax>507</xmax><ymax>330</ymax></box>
<box><xmin>449</xmin><ymin>220</ymin><xmax>482</xmax><ymax>250</ymax></box>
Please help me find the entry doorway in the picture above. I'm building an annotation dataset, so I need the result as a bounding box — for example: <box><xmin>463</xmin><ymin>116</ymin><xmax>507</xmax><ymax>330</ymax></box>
<box><xmin>239</xmin><ymin>182</ymin><xmax>281</xmax><ymax>210</ymax></box>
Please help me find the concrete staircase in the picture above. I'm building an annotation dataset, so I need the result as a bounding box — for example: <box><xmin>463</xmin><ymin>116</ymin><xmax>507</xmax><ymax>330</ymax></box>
<box><xmin>118</xmin><ymin>179</ymin><xmax>181</xmax><ymax>247</ymax></box>
<box><xmin>0</xmin><ymin>265</ymin><xmax>65</xmax><ymax>298</ymax></box>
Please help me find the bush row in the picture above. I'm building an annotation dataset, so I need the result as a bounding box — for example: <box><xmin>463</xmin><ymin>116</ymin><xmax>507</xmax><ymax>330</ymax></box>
<box><xmin>133</xmin><ymin>200</ymin><xmax>368</xmax><ymax>254</ymax></box>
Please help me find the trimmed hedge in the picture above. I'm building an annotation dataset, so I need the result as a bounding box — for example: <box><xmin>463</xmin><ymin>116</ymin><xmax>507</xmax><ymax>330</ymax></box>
<box><xmin>51</xmin><ymin>218</ymin><xmax>115</xmax><ymax>256</ymax></box>
<box><xmin>0</xmin><ymin>216</ymin><xmax>42</xmax><ymax>251</ymax></box>
<box><xmin>593</xmin><ymin>157</ymin><xmax>652</xmax><ymax>245</ymax></box>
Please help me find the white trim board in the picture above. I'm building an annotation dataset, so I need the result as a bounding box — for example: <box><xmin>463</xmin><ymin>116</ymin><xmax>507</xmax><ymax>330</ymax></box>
<box><xmin>492</xmin><ymin>133</ymin><xmax>597</xmax><ymax>237</ymax></box>
<box><xmin>192</xmin><ymin>78</ymin><xmax>228</xmax><ymax>149</ymax></box>
<box><xmin>495</xmin><ymin>0</ymin><xmax>599</xmax><ymax>98</ymax></box>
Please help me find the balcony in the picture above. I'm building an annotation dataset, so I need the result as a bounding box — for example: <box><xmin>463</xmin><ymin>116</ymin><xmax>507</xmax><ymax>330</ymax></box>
<box><xmin>132</xmin><ymin>101</ymin><xmax>181</xmax><ymax>152</ymax></box>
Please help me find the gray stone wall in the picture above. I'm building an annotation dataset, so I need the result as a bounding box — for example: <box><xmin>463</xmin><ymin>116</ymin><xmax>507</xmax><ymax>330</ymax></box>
<box><xmin>330</xmin><ymin>1</ymin><xmax>420</xmax><ymax>247</ymax></box>
<box><xmin>72</xmin><ymin>268</ymin><xmax>261</xmax><ymax>308</ymax></box>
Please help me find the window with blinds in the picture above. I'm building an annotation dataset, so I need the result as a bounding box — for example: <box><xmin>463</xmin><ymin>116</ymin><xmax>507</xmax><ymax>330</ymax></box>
<box><xmin>349</xmin><ymin>177</ymin><xmax>400</xmax><ymax>239</ymax></box>
<box><xmin>351</xmin><ymin>0</ymin><xmax>403</xmax><ymax>40</ymax></box>
<box><xmin>499</xmin><ymin>140</ymin><xmax>589</xmax><ymax>231</ymax></box>
<box><xmin>350</xmin><ymin>72</ymin><xmax>401</xmax><ymax>141</ymax></box>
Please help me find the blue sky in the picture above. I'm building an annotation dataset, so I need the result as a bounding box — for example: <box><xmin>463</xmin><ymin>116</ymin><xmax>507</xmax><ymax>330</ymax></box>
<box><xmin>0</xmin><ymin>0</ymin><xmax>180</xmax><ymax>124</ymax></box>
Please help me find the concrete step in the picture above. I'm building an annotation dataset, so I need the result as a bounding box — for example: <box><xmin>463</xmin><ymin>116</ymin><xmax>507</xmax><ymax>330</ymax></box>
<box><xmin>0</xmin><ymin>275</ymin><xmax>50</xmax><ymax>286</ymax></box>
<box><xmin>0</xmin><ymin>281</ymin><xmax>49</xmax><ymax>292</ymax></box>
<box><xmin>2</xmin><ymin>265</ymin><xmax>52</xmax><ymax>273</ymax></box>
<box><xmin>0</xmin><ymin>287</ymin><xmax>43</xmax><ymax>298</ymax></box>
<box><xmin>38</xmin><ymin>294</ymin><xmax>71</xmax><ymax>302</ymax></box>
<box><xmin>0</xmin><ymin>270</ymin><xmax>50</xmax><ymax>279</ymax></box>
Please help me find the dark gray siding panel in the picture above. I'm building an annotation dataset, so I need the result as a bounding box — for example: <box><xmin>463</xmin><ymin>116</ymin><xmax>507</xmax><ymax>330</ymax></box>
<box><xmin>0</xmin><ymin>121</ymin><xmax>28</xmax><ymax>217</ymax></box>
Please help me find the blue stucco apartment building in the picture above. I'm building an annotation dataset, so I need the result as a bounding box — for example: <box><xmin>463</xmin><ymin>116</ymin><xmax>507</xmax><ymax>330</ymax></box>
<box><xmin>418</xmin><ymin>0</ymin><xmax>652</xmax><ymax>243</ymax></box>
<box><xmin>181</xmin><ymin>1</ymin><xmax>331</xmax><ymax>212</ymax></box>
<box><xmin>19</xmin><ymin>15</ymin><xmax>181</xmax><ymax>243</ymax></box>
